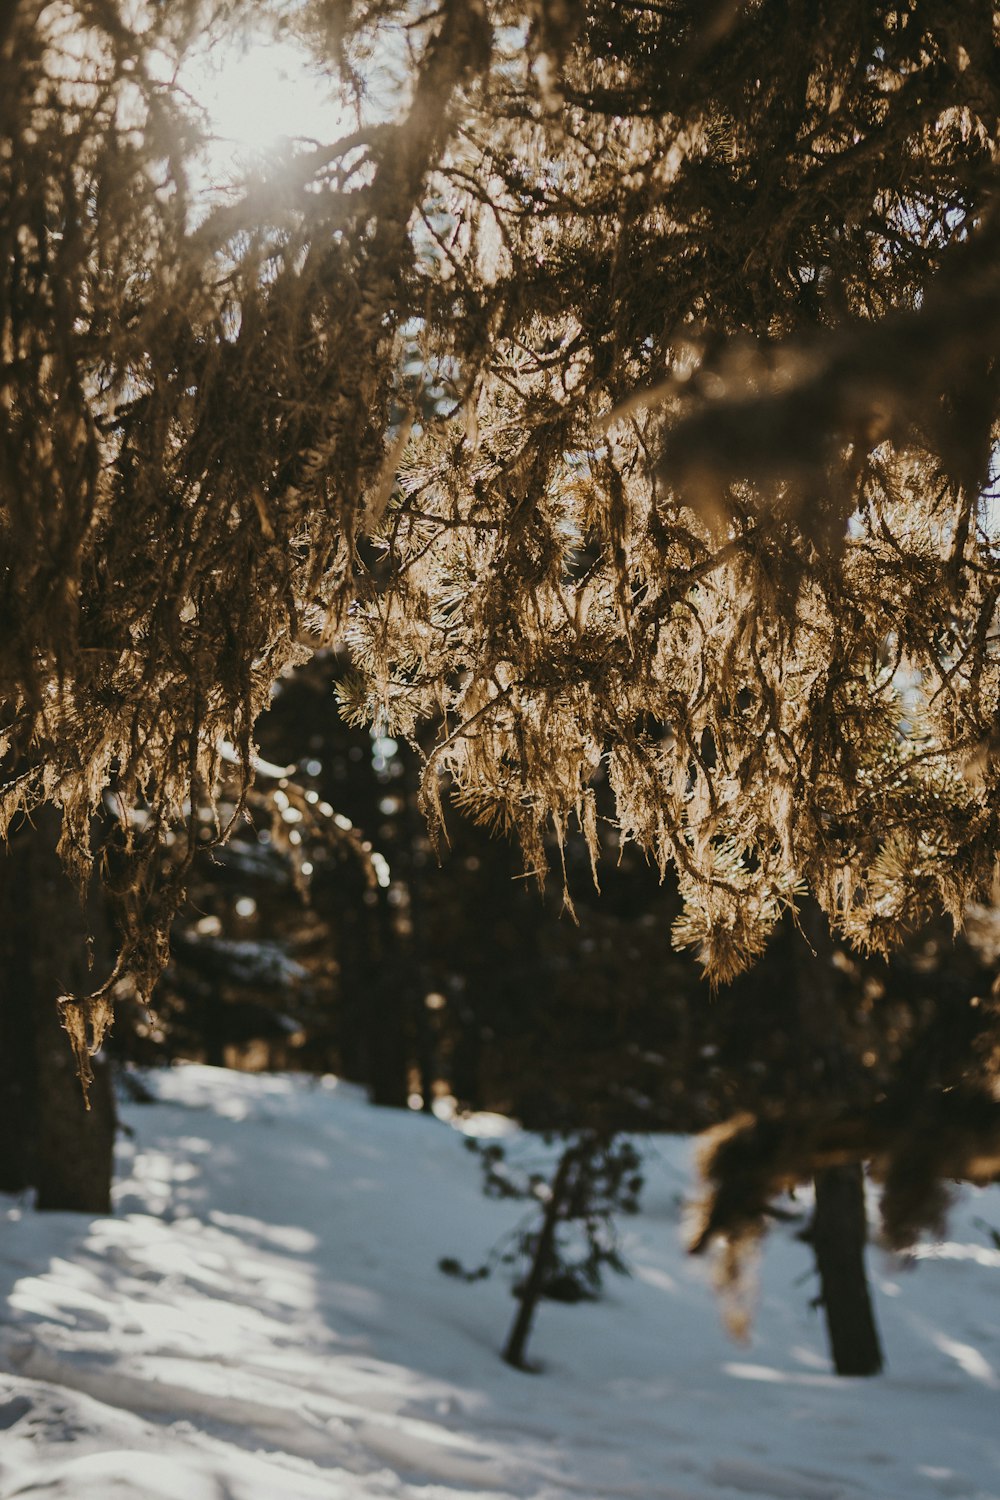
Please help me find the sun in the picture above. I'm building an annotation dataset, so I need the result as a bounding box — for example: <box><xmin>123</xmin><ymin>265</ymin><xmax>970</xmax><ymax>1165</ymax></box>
<box><xmin>181</xmin><ymin>32</ymin><xmax>351</xmax><ymax>179</ymax></box>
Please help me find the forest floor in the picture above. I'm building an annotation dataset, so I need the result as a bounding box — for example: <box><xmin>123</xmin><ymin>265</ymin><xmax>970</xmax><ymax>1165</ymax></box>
<box><xmin>1</xmin><ymin>1065</ymin><xmax>999</xmax><ymax>1499</ymax></box>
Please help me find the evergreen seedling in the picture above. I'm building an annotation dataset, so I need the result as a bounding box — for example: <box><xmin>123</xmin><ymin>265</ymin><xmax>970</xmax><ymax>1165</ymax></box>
<box><xmin>440</xmin><ymin>1132</ymin><xmax>642</xmax><ymax>1370</ymax></box>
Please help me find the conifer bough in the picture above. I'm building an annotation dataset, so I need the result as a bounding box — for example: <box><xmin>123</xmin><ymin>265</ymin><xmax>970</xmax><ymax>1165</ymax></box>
<box><xmin>1</xmin><ymin>0</ymin><xmax>999</xmax><ymax>1077</ymax></box>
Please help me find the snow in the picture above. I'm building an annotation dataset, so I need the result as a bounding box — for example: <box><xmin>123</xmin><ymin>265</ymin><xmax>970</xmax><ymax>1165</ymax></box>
<box><xmin>1</xmin><ymin>1065</ymin><xmax>999</xmax><ymax>1500</ymax></box>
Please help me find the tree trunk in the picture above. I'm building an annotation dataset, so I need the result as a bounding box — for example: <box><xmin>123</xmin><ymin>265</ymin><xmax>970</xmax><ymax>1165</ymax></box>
<box><xmin>449</xmin><ymin>1002</ymin><xmax>483</xmax><ymax>1113</ymax></box>
<box><xmin>812</xmin><ymin>1163</ymin><xmax>883</xmax><ymax>1376</ymax></box>
<box><xmin>366</xmin><ymin>963</ymin><xmax>411</xmax><ymax>1108</ymax></box>
<box><xmin>317</xmin><ymin>852</ymin><xmax>410</xmax><ymax>1107</ymax></box>
<box><xmin>794</xmin><ymin>904</ymin><xmax>883</xmax><ymax>1376</ymax></box>
<box><xmin>0</xmin><ymin>836</ymin><xmax>38</xmax><ymax>1193</ymax></box>
<box><xmin>502</xmin><ymin>1143</ymin><xmax>577</xmax><ymax>1371</ymax></box>
<box><xmin>0</xmin><ymin>812</ymin><xmax>116</xmax><ymax>1213</ymax></box>
<box><xmin>33</xmin><ymin>991</ymin><xmax>115</xmax><ymax>1214</ymax></box>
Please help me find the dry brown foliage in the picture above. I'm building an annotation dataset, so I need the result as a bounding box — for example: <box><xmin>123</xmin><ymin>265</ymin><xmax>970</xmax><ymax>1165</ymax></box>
<box><xmin>2</xmin><ymin>1</ymin><xmax>1000</xmax><ymax>1074</ymax></box>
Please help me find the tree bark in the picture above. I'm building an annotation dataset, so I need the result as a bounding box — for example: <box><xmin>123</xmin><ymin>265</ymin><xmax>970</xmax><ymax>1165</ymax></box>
<box><xmin>366</xmin><ymin>959</ymin><xmax>411</xmax><ymax>1108</ymax></box>
<box><xmin>0</xmin><ymin>812</ymin><xmax>116</xmax><ymax>1213</ymax></box>
<box><xmin>812</xmin><ymin>1162</ymin><xmax>883</xmax><ymax>1377</ymax></box>
<box><xmin>0</xmin><ymin>835</ymin><xmax>38</xmax><ymax>1193</ymax></box>
<box><xmin>794</xmin><ymin>904</ymin><xmax>883</xmax><ymax>1376</ymax></box>
<box><xmin>323</xmin><ymin>856</ymin><xmax>410</xmax><ymax>1108</ymax></box>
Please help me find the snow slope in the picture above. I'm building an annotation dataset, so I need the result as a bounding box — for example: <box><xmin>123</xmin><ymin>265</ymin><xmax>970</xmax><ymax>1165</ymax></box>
<box><xmin>1</xmin><ymin>1065</ymin><xmax>1000</xmax><ymax>1500</ymax></box>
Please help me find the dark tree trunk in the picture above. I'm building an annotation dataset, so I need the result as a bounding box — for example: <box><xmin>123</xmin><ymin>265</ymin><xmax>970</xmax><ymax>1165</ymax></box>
<box><xmin>200</xmin><ymin>986</ymin><xmax>228</xmax><ymax>1069</ymax></box>
<box><xmin>366</xmin><ymin>949</ymin><xmax>411</xmax><ymax>1108</ymax></box>
<box><xmin>502</xmin><ymin>1143</ymin><xmax>577</xmax><ymax>1371</ymax></box>
<box><xmin>0</xmin><ymin>812</ymin><xmax>116</xmax><ymax>1213</ymax></box>
<box><xmin>356</xmin><ymin>881</ymin><xmax>409</xmax><ymax>1109</ymax></box>
<box><xmin>449</xmin><ymin>1006</ymin><xmax>483</xmax><ymax>1113</ymax></box>
<box><xmin>33</xmin><ymin>986</ymin><xmax>115</xmax><ymax>1214</ymax></box>
<box><xmin>333</xmin><ymin>879</ymin><xmax>368</xmax><ymax>1083</ymax></box>
<box><xmin>812</xmin><ymin>1163</ymin><xmax>883</xmax><ymax>1377</ymax></box>
<box><xmin>793</xmin><ymin>903</ymin><xmax>884</xmax><ymax>1376</ymax></box>
<box><xmin>324</xmin><ymin>856</ymin><xmax>410</xmax><ymax>1108</ymax></box>
<box><xmin>398</xmin><ymin>758</ymin><xmax>437</xmax><ymax>1114</ymax></box>
<box><xmin>0</xmin><ymin>836</ymin><xmax>38</xmax><ymax>1193</ymax></box>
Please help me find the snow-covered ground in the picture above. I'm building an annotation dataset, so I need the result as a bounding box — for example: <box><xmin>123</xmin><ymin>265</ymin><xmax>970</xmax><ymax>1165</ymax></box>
<box><xmin>2</xmin><ymin>1066</ymin><xmax>1000</xmax><ymax>1500</ymax></box>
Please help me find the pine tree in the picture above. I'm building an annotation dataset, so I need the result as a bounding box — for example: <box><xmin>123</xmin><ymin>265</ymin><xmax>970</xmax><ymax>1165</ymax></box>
<box><xmin>2</xmin><ymin>0</ymin><xmax>1000</xmax><ymax>1196</ymax></box>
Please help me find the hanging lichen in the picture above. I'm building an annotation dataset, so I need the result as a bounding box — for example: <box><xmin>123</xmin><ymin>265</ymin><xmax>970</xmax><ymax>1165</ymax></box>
<box><xmin>3</xmin><ymin>0</ymin><xmax>1000</xmax><ymax>1080</ymax></box>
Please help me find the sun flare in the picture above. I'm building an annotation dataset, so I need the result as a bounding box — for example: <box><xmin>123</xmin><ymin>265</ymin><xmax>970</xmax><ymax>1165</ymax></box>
<box><xmin>183</xmin><ymin>34</ymin><xmax>350</xmax><ymax>174</ymax></box>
